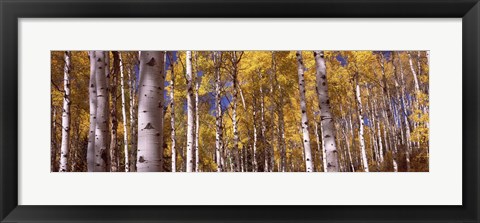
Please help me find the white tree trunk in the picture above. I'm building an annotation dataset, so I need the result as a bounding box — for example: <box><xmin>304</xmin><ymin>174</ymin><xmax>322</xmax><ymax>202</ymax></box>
<box><xmin>348</xmin><ymin>114</ymin><xmax>356</xmax><ymax>172</ymax></box>
<box><xmin>272</xmin><ymin>52</ymin><xmax>286</xmax><ymax>172</ymax></box>
<box><xmin>137</xmin><ymin>51</ymin><xmax>165</xmax><ymax>172</ymax></box>
<box><xmin>214</xmin><ymin>52</ymin><xmax>224</xmax><ymax>172</ymax></box>
<box><xmin>186</xmin><ymin>51</ymin><xmax>195</xmax><ymax>172</ymax></box>
<box><xmin>51</xmin><ymin>107</ymin><xmax>58</xmax><ymax>171</ymax></box>
<box><xmin>128</xmin><ymin>67</ymin><xmax>137</xmax><ymax>172</ymax></box>
<box><xmin>94</xmin><ymin>51</ymin><xmax>109</xmax><ymax>172</ymax></box>
<box><xmin>313</xmin><ymin>51</ymin><xmax>339</xmax><ymax>172</ymax></box>
<box><xmin>119</xmin><ymin>53</ymin><xmax>129</xmax><ymax>172</ymax></box>
<box><xmin>110</xmin><ymin>52</ymin><xmax>119</xmax><ymax>172</ymax></box>
<box><xmin>396</xmin><ymin>53</ymin><xmax>412</xmax><ymax>171</ymax></box>
<box><xmin>314</xmin><ymin>119</ymin><xmax>325</xmax><ymax>171</ymax></box>
<box><xmin>195</xmin><ymin>70</ymin><xmax>200</xmax><ymax>172</ymax></box>
<box><xmin>373</xmin><ymin>96</ymin><xmax>384</xmax><ymax>163</ymax></box>
<box><xmin>59</xmin><ymin>51</ymin><xmax>72</xmax><ymax>172</ymax></box>
<box><xmin>168</xmin><ymin>52</ymin><xmax>177</xmax><ymax>172</ymax></box>
<box><xmin>232</xmin><ymin>52</ymin><xmax>241</xmax><ymax>172</ymax></box>
<box><xmin>355</xmin><ymin>81</ymin><xmax>369</xmax><ymax>172</ymax></box>
<box><xmin>408</xmin><ymin>52</ymin><xmax>421</xmax><ymax>93</ymax></box>
<box><xmin>258</xmin><ymin>73</ymin><xmax>268</xmax><ymax>172</ymax></box>
<box><xmin>87</xmin><ymin>51</ymin><xmax>98</xmax><ymax>172</ymax></box>
<box><xmin>252</xmin><ymin>97</ymin><xmax>258</xmax><ymax>172</ymax></box>
<box><xmin>296</xmin><ymin>51</ymin><xmax>313</xmax><ymax>172</ymax></box>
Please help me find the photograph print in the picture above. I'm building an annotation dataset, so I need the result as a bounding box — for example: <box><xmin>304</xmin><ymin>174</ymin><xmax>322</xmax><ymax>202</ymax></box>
<box><xmin>51</xmin><ymin>51</ymin><xmax>429</xmax><ymax>172</ymax></box>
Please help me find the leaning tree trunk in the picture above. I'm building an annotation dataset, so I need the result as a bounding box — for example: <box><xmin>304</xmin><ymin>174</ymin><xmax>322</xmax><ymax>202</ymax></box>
<box><xmin>137</xmin><ymin>51</ymin><xmax>165</xmax><ymax>172</ymax></box>
<box><xmin>59</xmin><ymin>51</ymin><xmax>72</xmax><ymax>172</ymax></box>
<box><xmin>119</xmin><ymin>52</ymin><xmax>129</xmax><ymax>172</ymax></box>
<box><xmin>296</xmin><ymin>51</ymin><xmax>313</xmax><ymax>172</ymax></box>
<box><xmin>168</xmin><ymin>52</ymin><xmax>177</xmax><ymax>172</ymax></box>
<box><xmin>186</xmin><ymin>51</ymin><xmax>195</xmax><ymax>172</ymax></box>
<box><xmin>87</xmin><ymin>51</ymin><xmax>98</xmax><ymax>172</ymax></box>
<box><xmin>314</xmin><ymin>51</ymin><xmax>340</xmax><ymax>172</ymax></box>
<box><xmin>354</xmin><ymin>75</ymin><xmax>369</xmax><ymax>172</ymax></box>
<box><xmin>94</xmin><ymin>51</ymin><xmax>109</xmax><ymax>172</ymax></box>
<box><xmin>408</xmin><ymin>52</ymin><xmax>421</xmax><ymax>93</ymax></box>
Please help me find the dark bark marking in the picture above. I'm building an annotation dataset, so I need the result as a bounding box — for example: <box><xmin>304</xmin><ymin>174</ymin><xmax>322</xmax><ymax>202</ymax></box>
<box><xmin>146</xmin><ymin>57</ymin><xmax>156</xmax><ymax>66</ymax></box>
<box><xmin>143</xmin><ymin>123</ymin><xmax>155</xmax><ymax>130</ymax></box>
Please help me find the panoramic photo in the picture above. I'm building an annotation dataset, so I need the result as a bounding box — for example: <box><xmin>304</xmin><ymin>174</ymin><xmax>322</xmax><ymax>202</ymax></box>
<box><xmin>51</xmin><ymin>51</ymin><xmax>429</xmax><ymax>172</ymax></box>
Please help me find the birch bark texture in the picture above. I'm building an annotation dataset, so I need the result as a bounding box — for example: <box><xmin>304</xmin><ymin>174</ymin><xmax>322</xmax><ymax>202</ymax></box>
<box><xmin>137</xmin><ymin>51</ymin><xmax>165</xmax><ymax>172</ymax></box>
<box><xmin>186</xmin><ymin>51</ymin><xmax>195</xmax><ymax>172</ymax></box>
<box><xmin>110</xmin><ymin>51</ymin><xmax>120</xmax><ymax>172</ymax></box>
<box><xmin>168</xmin><ymin>52</ymin><xmax>177</xmax><ymax>172</ymax></box>
<box><xmin>313</xmin><ymin>51</ymin><xmax>340</xmax><ymax>172</ymax></box>
<box><xmin>119</xmin><ymin>52</ymin><xmax>130</xmax><ymax>172</ymax></box>
<box><xmin>214</xmin><ymin>52</ymin><xmax>224</xmax><ymax>172</ymax></box>
<box><xmin>194</xmin><ymin>52</ymin><xmax>201</xmax><ymax>172</ymax></box>
<box><xmin>231</xmin><ymin>52</ymin><xmax>241</xmax><ymax>172</ymax></box>
<box><xmin>87</xmin><ymin>51</ymin><xmax>98</xmax><ymax>172</ymax></box>
<box><xmin>94</xmin><ymin>51</ymin><xmax>109</xmax><ymax>172</ymax></box>
<box><xmin>59</xmin><ymin>51</ymin><xmax>72</xmax><ymax>172</ymax></box>
<box><xmin>296</xmin><ymin>51</ymin><xmax>313</xmax><ymax>172</ymax></box>
<box><xmin>355</xmin><ymin>76</ymin><xmax>369</xmax><ymax>172</ymax></box>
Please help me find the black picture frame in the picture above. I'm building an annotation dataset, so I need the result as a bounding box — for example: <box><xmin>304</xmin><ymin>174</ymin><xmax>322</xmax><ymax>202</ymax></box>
<box><xmin>1</xmin><ymin>0</ymin><xmax>479</xmax><ymax>222</ymax></box>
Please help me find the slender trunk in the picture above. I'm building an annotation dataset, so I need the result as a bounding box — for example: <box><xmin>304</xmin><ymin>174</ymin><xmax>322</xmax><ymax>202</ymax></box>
<box><xmin>59</xmin><ymin>51</ymin><xmax>72</xmax><ymax>172</ymax></box>
<box><xmin>355</xmin><ymin>77</ymin><xmax>369</xmax><ymax>172</ymax></box>
<box><xmin>272</xmin><ymin>52</ymin><xmax>286</xmax><ymax>172</ymax></box>
<box><xmin>259</xmin><ymin>72</ymin><xmax>268</xmax><ymax>172</ymax></box>
<box><xmin>214</xmin><ymin>52</ymin><xmax>224</xmax><ymax>172</ymax></box>
<box><xmin>252</xmin><ymin>96</ymin><xmax>258</xmax><ymax>172</ymax></box>
<box><xmin>87</xmin><ymin>51</ymin><xmax>97</xmax><ymax>172</ymax></box>
<box><xmin>168</xmin><ymin>52</ymin><xmax>176</xmax><ymax>172</ymax></box>
<box><xmin>296</xmin><ymin>51</ymin><xmax>313</xmax><ymax>172</ymax></box>
<box><xmin>379</xmin><ymin>56</ymin><xmax>398</xmax><ymax>172</ymax></box>
<box><xmin>94</xmin><ymin>51</ymin><xmax>109</xmax><ymax>172</ymax></box>
<box><xmin>232</xmin><ymin>52</ymin><xmax>241</xmax><ymax>172</ymax></box>
<box><xmin>408</xmin><ymin>52</ymin><xmax>421</xmax><ymax>93</ymax></box>
<box><xmin>342</xmin><ymin>119</ymin><xmax>355</xmax><ymax>172</ymax></box>
<box><xmin>51</xmin><ymin>107</ymin><xmax>58</xmax><ymax>172</ymax></box>
<box><xmin>373</xmin><ymin>96</ymin><xmax>384</xmax><ymax>163</ymax></box>
<box><xmin>185</xmin><ymin>51</ymin><xmax>195</xmax><ymax>172</ymax></box>
<box><xmin>128</xmin><ymin>66</ymin><xmax>137</xmax><ymax>172</ymax></box>
<box><xmin>366</xmin><ymin>88</ymin><xmax>380</xmax><ymax>168</ymax></box>
<box><xmin>119</xmin><ymin>52</ymin><xmax>129</xmax><ymax>172</ymax></box>
<box><xmin>314</xmin><ymin>119</ymin><xmax>324</xmax><ymax>172</ymax></box>
<box><xmin>195</xmin><ymin>65</ymin><xmax>200</xmax><ymax>172</ymax></box>
<box><xmin>137</xmin><ymin>51</ymin><xmax>165</xmax><ymax>172</ymax></box>
<box><xmin>109</xmin><ymin>52</ymin><xmax>120</xmax><ymax>172</ymax></box>
<box><xmin>314</xmin><ymin>51</ymin><xmax>339</xmax><ymax>172</ymax></box>
<box><xmin>395</xmin><ymin>52</ymin><xmax>412</xmax><ymax>171</ymax></box>
<box><xmin>348</xmin><ymin>114</ymin><xmax>357</xmax><ymax>171</ymax></box>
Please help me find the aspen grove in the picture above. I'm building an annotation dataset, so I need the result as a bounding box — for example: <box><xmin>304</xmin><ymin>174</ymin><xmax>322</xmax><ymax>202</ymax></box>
<box><xmin>51</xmin><ymin>51</ymin><xmax>429</xmax><ymax>172</ymax></box>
